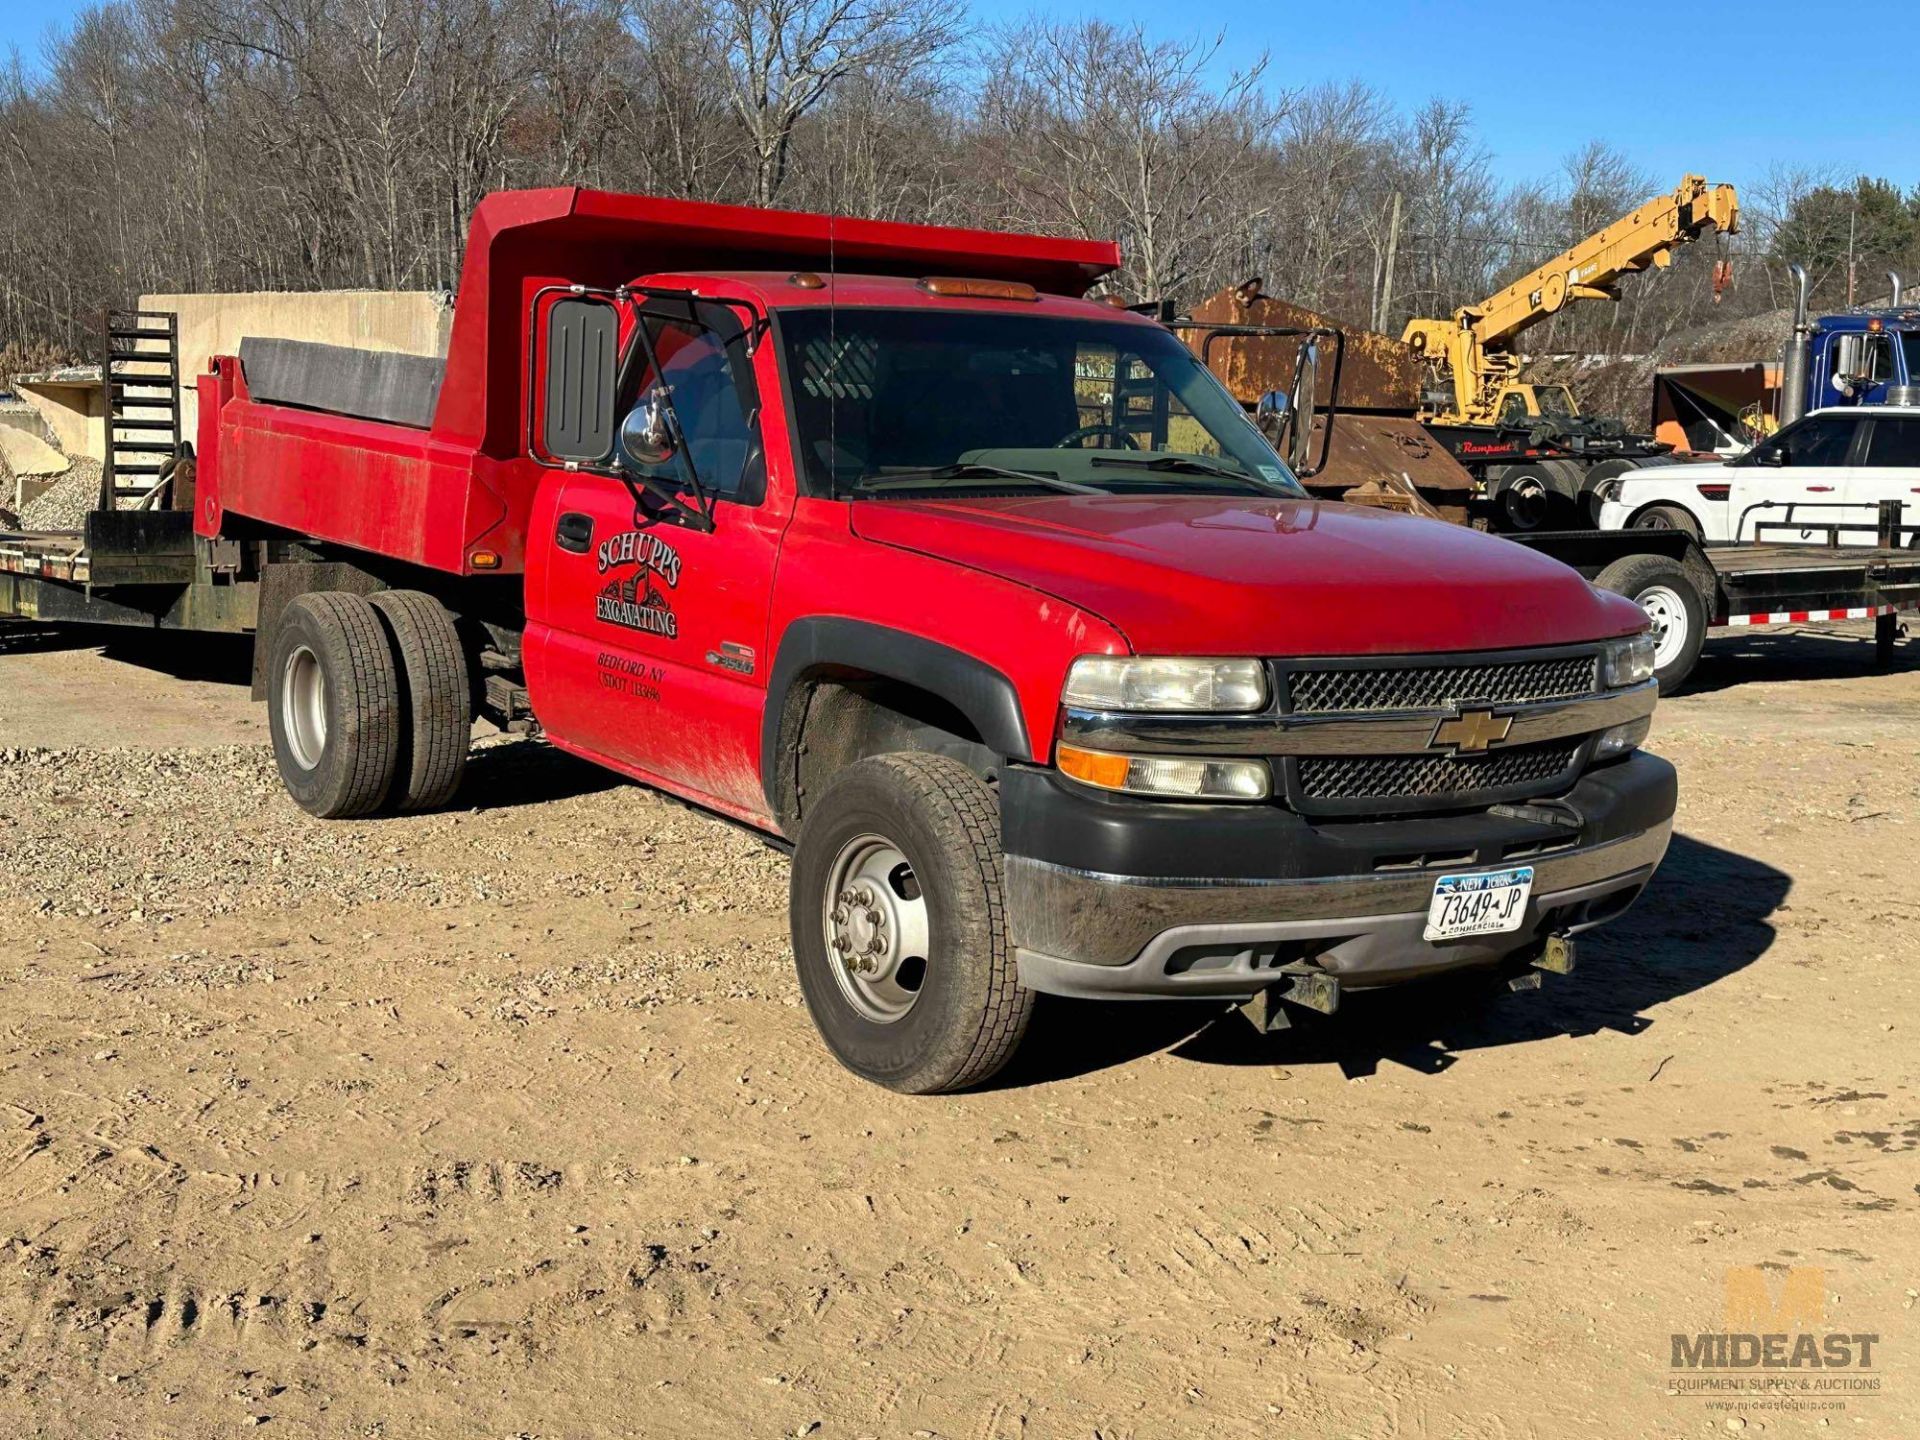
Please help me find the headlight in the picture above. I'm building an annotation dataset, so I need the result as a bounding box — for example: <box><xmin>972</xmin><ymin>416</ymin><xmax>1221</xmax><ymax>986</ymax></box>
<box><xmin>1063</xmin><ymin>656</ymin><xmax>1267</xmax><ymax>713</ymax></box>
<box><xmin>1056</xmin><ymin>744</ymin><xmax>1270</xmax><ymax>801</ymax></box>
<box><xmin>1601</xmin><ymin>633</ymin><xmax>1656</xmax><ymax>688</ymax></box>
<box><xmin>1595</xmin><ymin>715</ymin><xmax>1651</xmax><ymax>758</ymax></box>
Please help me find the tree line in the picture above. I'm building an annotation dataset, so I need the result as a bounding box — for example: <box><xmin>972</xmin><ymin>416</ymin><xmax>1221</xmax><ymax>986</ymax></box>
<box><xmin>1</xmin><ymin>0</ymin><xmax>1913</xmax><ymax>377</ymax></box>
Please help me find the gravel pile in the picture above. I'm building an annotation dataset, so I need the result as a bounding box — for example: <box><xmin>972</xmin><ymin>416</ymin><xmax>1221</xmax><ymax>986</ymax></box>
<box><xmin>18</xmin><ymin>458</ymin><xmax>102</xmax><ymax>531</ymax></box>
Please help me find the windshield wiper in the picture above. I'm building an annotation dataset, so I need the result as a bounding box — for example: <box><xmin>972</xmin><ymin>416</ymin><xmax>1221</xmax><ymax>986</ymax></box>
<box><xmin>1089</xmin><ymin>455</ymin><xmax>1283</xmax><ymax>492</ymax></box>
<box><xmin>852</xmin><ymin>463</ymin><xmax>1103</xmax><ymax>496</ymax></box>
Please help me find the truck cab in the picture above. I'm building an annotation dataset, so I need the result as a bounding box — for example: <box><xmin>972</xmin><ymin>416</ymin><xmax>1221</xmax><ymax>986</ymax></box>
<box><xmin>193</xmin><ymin>188</ymin><xmax>1676</xmax><ymax>1094</ymax></box>
<box><xmin>1810</xmin><ymin>313</ymin><xmax>1920</xmax><ymax>407</ymax></box>
<box><xmin>1492</xmin><ymin>382</ymin><xmax>1581</xmax><ymax>429</ymax></box>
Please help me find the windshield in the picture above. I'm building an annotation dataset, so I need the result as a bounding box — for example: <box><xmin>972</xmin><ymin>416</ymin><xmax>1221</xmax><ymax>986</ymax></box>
<box><xmin>1901</xmin><ymin>330</ymin><xmax>1920</xmax><ymax>385</ymax></box>
<box><xmin>776</xmin><ymin>308</ymin><xmax>1307</xmax><ymax>499</ymax></box>
<box><xmin>1534</xmin><ymin>385</ymin><xmax>1576</xmax><ymax>418</ymax></box>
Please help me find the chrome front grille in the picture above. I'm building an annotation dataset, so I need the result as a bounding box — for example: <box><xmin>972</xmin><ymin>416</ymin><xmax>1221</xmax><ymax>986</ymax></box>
<box><xmin>1285</xmin><ymin>655</ymin><xmax>1598</xmax><ymax>714</ymax></box>
<box><xmin>1296</xmin><ymin>740</ymin><xmax>1584</xmax><ymax>805</ymax></box>
<box><xmin>1056</xmin><ymin>644</ymin><xmax>1644</xmax><ymax>821</ymax></box>
<box><xmin>1271</xmin><ymin>646</ymin><xmax>1605</xmax><ymax>817</ymax></box>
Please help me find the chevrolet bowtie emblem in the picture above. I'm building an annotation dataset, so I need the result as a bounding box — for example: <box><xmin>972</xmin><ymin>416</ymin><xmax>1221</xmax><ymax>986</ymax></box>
<box><xmin>1431</xmin><ymin>709</ymin><xmax>1514</xmax><ymax>753</ymax></box>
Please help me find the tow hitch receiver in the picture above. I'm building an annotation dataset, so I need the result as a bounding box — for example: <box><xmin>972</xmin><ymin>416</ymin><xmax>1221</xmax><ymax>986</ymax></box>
<box><xmin>1507</xmin><ymin>934</ymin><xmax>1576</xmax><ymax>992</ymax></box>
<box><xmin>1238</xmin><ymin>971</ymin><xmax>1341</xmax><ymax>1033</ymax></box>
<box><xmin>1533</xmin><ymin>934</ymin><xmax>1576</xmax><ymax>975</ymax></box>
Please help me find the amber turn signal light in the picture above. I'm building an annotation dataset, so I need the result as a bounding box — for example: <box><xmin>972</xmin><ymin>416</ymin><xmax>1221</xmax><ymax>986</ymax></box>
<box><xmin>917</xmin><ymin>277</ymin><xmax>1039</xmax><ymax>302</ymax></box>
<box><xmin>1056</xmin><ymin>744</ymin><xmax>1133</xmax><ymax>790</ymax></box>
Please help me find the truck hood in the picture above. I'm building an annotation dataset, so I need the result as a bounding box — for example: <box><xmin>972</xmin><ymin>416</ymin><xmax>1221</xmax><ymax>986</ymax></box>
<box><xmin>851</xmin><ymin>495</ymin><xmax>1646</xmax><ymax>656</ymax></box>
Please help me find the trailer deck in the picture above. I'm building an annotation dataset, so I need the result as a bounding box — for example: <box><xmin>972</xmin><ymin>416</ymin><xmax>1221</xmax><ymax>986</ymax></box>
<box><xmin>1707</xmin><ymin>542</ymin><xmax>1920</xmax><ymax>627</ymax></box>
<box><xmin>0</xmin><ymin>514</ymin><xmax>255</xmax><ymax>632</ymax></box>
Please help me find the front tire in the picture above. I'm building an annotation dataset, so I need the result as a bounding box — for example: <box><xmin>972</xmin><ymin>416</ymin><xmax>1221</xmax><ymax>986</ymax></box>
<box><xmin>267</xmin><ymin>592</ymin><xmax>401</xmax><ymax>818</ymax></box>
<box><xmin>789</xmin><ymin>753</ymin><xmax>1033</xmax><ymax>1094</ymax></box>
<box><xmin>1630</xmin><ymin>502</ymin><xmax>1703</xmax><ymax>541</ymax></box>
<box><xmin>1596</xmin><ymin>553</ymin><xmax>1708</xmax><ymax>692</ymax></box>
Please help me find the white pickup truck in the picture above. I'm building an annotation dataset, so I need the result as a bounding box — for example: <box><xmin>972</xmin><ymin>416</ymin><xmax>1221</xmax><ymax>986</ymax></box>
<box><xmin>1595</xmin><ymin>405</ymin><xmax>1920</xmax><ymax>547</ymax></box>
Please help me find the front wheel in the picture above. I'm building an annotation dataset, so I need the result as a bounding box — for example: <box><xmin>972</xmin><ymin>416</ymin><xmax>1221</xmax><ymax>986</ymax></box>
<box><xmin>1596</xmin><ymin>554</ymin><xmax>1708</xmax><ymax>693</ymax></box>
<box><xmin>1629</xmin><ymin>502</ymin><xmax>1702</xmax><ymax>541</ymax></box>
<box><xmin>789</xmin><ymin>753</ymin><xmax>1033</xmax><ymax>1093</ymax></box>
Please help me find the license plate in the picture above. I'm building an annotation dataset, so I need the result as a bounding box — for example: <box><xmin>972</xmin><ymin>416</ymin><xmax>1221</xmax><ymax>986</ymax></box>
<box><xmin>1424</xmin><ymin>866</ymin><xmax>1535</xmax><ymax>942</ymax></box>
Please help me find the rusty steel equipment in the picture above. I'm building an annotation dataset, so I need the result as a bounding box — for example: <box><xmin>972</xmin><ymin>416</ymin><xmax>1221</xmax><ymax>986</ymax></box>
<box><xmin>1183</xmin><ymin>280</ymin><xmax>1475</xmax><ymax>519</ymax></box>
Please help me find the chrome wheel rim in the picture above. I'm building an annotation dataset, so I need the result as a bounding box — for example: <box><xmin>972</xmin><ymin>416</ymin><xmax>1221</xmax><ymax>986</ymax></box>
<box><xmin>822</xmin><ymin>833</ymin><xmax>931</xmax><ymax>1024</ymax></box>
<box><xmin>282</xmin><ymin>644</ymin><xmax>328</xmax><ymax>771</ymax></box>
<box><xmin>1639</xmin><ymin>585</ymin><xmax>1688</xmax><ymax>670</ymax></box>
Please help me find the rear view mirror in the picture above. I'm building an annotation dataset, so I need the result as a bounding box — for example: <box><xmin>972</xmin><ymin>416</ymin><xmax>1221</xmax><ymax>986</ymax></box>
<box><xmin>619</xmin><ymin>389</ymin><xmax>679</xmax><ymax>469</ymax></box>
<box><xmin>541</xmin><ymin>297</ymin><xmax>618</xmax><ymax>463</ymax></box>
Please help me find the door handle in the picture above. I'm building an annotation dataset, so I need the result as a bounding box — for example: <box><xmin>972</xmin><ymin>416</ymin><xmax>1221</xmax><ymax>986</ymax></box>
<box><xmin>556</xmin><ymin>512</ymin><xmax>594</xmax><ymax>553</ymax></box>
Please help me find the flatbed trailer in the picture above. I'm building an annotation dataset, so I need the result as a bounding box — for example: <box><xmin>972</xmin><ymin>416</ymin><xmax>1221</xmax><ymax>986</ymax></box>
<box><xmin>0</xmin><ymin>509</ymin><xmax>257</xmax><ymax>634</ymax></box>
<box><xmin>1504</xmin><ymin>511</ymin><xmax>1920</xmax><ymax>690</ymax></box>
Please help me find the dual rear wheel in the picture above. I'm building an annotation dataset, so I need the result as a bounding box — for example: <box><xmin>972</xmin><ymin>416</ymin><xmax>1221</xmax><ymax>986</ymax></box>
<box><xmin>267</xmin><ymin>590</ymin><xmax>471</xmax><ymax>818</ymax></box>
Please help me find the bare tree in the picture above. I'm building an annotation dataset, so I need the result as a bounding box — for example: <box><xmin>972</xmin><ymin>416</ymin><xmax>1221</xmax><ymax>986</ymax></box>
<box><xmin>980</xmin><ymin>20</ymin><xmax>1287</xmax><ymax>308</ymax></box>
<box><xmin>709</xmin><ymin>0</ymin><xmax>962</xmax><ymax>207</ymax></box>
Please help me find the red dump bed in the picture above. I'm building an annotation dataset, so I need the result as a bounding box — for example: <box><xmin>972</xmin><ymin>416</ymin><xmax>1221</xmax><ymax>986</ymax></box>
<box><xmin>193</xmin><ymin>187</ymin><xmax>1119</xmax><ymax>574</ymax></box>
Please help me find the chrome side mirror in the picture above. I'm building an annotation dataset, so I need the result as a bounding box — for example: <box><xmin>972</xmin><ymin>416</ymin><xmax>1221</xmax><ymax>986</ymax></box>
<box><xmin>620</xmin><ymin>389</ymin><xmax>679</xmax><ymax>468</ymax></box>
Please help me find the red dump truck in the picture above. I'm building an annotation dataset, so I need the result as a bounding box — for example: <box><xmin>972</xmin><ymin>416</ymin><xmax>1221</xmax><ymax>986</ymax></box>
<box><xmin>0</xmin><ymin>188</ymin><xmax>1676</xmax><ymax>1092</ymax></box>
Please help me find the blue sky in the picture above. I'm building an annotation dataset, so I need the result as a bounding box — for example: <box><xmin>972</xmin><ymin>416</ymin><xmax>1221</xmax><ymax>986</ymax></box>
<box><xmin>6</xmin><ymin>0</ymin><xmax>1913</xmax><ymax>194</ymax></box>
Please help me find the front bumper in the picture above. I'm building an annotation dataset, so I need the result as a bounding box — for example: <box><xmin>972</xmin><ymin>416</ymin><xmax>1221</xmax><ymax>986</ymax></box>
<box><xmin>1003</xmin><ymin>751</ymin><xmax>1675</xmax><ymax>1000</ymax></box>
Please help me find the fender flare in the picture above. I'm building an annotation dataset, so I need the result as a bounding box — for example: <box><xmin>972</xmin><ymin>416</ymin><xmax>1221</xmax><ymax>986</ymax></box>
<box><xmin>760</xmin><ymin>617</ymin><xmax>1033</xmax><ymax>823</ymax></box>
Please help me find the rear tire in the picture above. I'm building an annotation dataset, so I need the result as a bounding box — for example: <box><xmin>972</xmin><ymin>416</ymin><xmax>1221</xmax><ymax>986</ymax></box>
<box><xmin>789</xmin><ymin>753</ymin><xmax>1033</xmax><ymax>1094</ymax></box>
<box><xmin>267</xmin><ymin>592</ymin><xmax>401</xmax><ymax>818</ymax></box>
<box><xmin>1596</xmin><ymin>553</ymin><xmax>1707</xmax><ymax>693</ymax></box>
<box><xmin>1495</xmin><ymin>471</ymin><xmax>1554</xmax><ymax>532</ymax></box>
<box><xmin>1578</xmin><ymin>458</ymin><xmax>1636</xmax><ymax>526</ymax></box>
<box><xmin>369</xmin><ymin>590</ymin><xmax>471</xmax><ymax>812</ymax></box>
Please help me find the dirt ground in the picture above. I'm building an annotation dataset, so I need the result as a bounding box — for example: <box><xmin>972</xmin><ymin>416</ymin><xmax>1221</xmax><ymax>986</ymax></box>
<box><xmin>0</xmin><ymin>619</ymin><xmax>1915</xmax><ymax>1438</ymax></box>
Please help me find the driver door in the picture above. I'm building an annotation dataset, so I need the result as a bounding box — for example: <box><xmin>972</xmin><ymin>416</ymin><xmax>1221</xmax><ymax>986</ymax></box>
<box><xmin>529</xmin><ymin>301</ymin><xmax>790</xmax><ymax>820</ymax></box>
